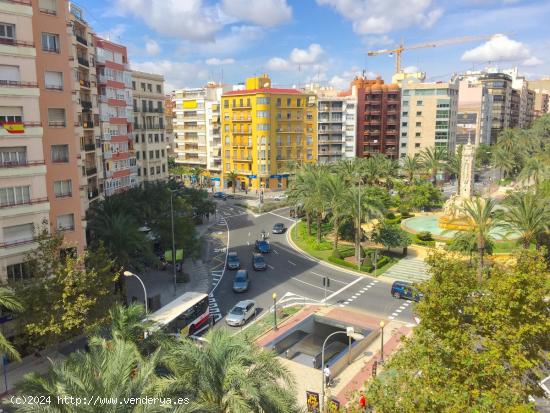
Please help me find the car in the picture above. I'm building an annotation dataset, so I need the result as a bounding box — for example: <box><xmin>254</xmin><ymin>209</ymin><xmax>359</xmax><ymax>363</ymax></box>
<box><xmin>255</xmin><ymin>239</ymin><xmax>270</xmax><ymax>253</ymax></box>
<box><xmin>225</xmin><ymin>300</ymin><xmax>256</xmax><ymax>326</ymax></box>
<box><xmin>232</xmin><ymin>270</ymin><xmax>250</xmax><ymax>293</ymax></box>
<box><xmin>252</xmin><ymin>253</ymin><xmax>267</xmax><ymax>271</ymax></box>
<box><xmin>213</xmin><ymin>192</ymin><xmax>227</xmax><ymax>200</ymax></box>
<box><xmin>391</xmin><ymin>281</ymin><xmax>422</xmax><ymax>302</ymax></box>
<box><xmin>272</xmin><ymin>223</ymin><xmax>286</xmax><ymax>234</ymax></box>
<box><xmin>226</xmin><ymin>252</ymin><xmax>240</xmax><ymax>270</ymax></box>
<box><xmin>273</xmin><ymin>193</ymin><xmax>287</xmax><ymax>201</ymax></box>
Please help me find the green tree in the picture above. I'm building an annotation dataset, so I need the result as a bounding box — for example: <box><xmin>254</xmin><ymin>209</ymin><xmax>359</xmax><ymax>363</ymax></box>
<box><xmin>492</xmin><ymin>145</ymin><xmax>516</xmax><ymax>179</ymax></box>
<box><xmin>158</xmin><ymin>329</ymin><xmax>298</xmax><ymax>412</ymax></box>
<box><xmin>191</xmin><ymin>166</ymin><xmax>206</xmax><ymax>187</ymax></box>
<box><xmin>503</xmin><ymin>191</ymin><xmax>549</xmax><ymax>249</ymax></box>
<box><xmin>394</xmin><ymin>180</ymin><xmax>443</xmax><ymax>212</ymax></box>
<box><xmin>400</xmin><ymin>154</ymin><xmax>422</xmax><ymax>183</ymax></box>
<box><xmin>475</xmin><ymin>143</ymin><xmax>492</xmax><ymax>168</ymax></box>
<box><xmin>323</xmin><ymin>173</ymin><xmax>349</xmax><ymax>252</ymax></box>
<box><xmin>446</xmin><ymin>144</ymin><xmax>463</xmax><ymax>190</ymax></box>
<box><xmin>461</xmin><ymin>197</ymin><xmax>503</xmax><ymax>280</ymax></box>
<box><xmin>518</xmin><ymin>155</ymin><xmax>549</xmax><ymax>190</ymax></box>
<box><xmin>0</xmin><ymin>288</ymin><xmax>23</xmax><ymax>360</ymax></box>
<box><xmin>447</xmin><ymin>229</ymin><xmax>494</xmax><ymax>265</ymax></box>
<box><xmin>371</xmin><ymin>222</ymin><xmax>411</xmax><ymax>252</ymax></box>
<box><xmin>225</xmin><ymin>170</ymin><xmax>238</xmax><ymax>193</ymax></box>
<box><xmin>13</xmin><ymin>234</ymin><xmax>118</xmax><ymax>350</ymax></box>
<box><xmin>419</xmin><ymin>146</ymin><xmax>447</xmax><ymax>185</ymax></box>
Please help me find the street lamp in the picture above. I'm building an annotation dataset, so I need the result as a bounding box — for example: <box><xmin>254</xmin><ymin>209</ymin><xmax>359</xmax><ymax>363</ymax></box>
<box><xmin>169</xmin><ymin>189</ymin><xmax>177</xmax><ymax>295</ymax></box>
<box><xmin>272</xmin><ymin>292</ymin><xmax>278</xmax><ymax>330</ymax></box>
<box><xmin>124</xmin><ymin>270</ymin><xmax>148</xmax><ymax>314</ymax></box>
<box><xmin>379</xmin><ymin>320</ymin><xmax>385</xmax><ymax>364</ymax></box>
<box><xmin>355</xmin><ymin>174</ymin><xmax>362</xmax><ymax>271</ymax></box>
<box><xmin>321</xmin><ymin>327</ymin><xmax>364</xmax><ymax>412</ymax></box>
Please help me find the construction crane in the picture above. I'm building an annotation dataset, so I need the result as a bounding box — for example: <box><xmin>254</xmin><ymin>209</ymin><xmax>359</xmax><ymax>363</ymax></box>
<box><xmin>368</xmin><ymin>33</ymin><xmax>506</xmax><ymax>75</ymax></box>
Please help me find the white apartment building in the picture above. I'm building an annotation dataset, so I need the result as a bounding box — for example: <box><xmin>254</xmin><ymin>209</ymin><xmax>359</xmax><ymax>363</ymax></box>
<box><xmin>457</xmin><ymin>79</ymin><xmax>493</xmax><ymax>146</ymax></box>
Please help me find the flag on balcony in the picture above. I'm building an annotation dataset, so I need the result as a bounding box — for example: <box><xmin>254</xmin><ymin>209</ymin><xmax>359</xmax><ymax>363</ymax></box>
<box><xmin>2</xmin><ymin>122</ymin><xmax>25</xmax><ymax>134</ymax></box>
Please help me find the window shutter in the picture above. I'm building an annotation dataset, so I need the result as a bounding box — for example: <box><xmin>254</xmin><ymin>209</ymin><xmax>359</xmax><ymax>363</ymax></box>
<box><xmin>0</xmin><ymin>65</ymin><xmax>20</xmax><ymax>82</ymax></box>
<box><xmin>45</xmin><ymin>71</ymin><xmax>63</xmax><ymax>89</ymax></box>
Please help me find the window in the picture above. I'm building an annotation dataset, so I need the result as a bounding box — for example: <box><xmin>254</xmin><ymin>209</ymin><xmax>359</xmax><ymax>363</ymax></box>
<box><xmin>149</xmin><ymin>150</ymin><xmax>153</xmax><ymax>159</ymax></box>
<box><xmin>223</xmin><ymin>100</ymin><xmax>229</xmax><ymax>108</ymax></box>
<box><xmin>287</xmin><ymin>98</ymin><xmax>291</xmax><ymax>106</ymax></box>
<box><xmin>306</xmin><ymin>135</ymin><xmax>312</xmax><ymax>145</ymax></box>
<box><xmin>401</xmin><ymin>143</ymin><xmax>406</xmax><ymax>148</ymax></box>
<box><xmin>416</xmin><ymin>100</ymin><xmax>423</xmax><ymax>106</ymax></box>
<box><xmin>4</xmin><ymin>223</ymin><xmax>34</xmax><ymax>244</ymax></box>
<box><xmin>156</xmin><ymin>84</ymin><xmax>161</xmax><ymax>93</ymax></box>
<box><xmin>415</xmin><ymin>132</ymin><xmax>421</xmax><ymax>137</ymax></box>
<box><xmin>44</xmin><ymin>71</ymin><xmax>63</xmax><ymax>90</ymax></box>
<box><xmin>276</xmin><ymin>98</ymin><xmax>281</xmax><ymax>107</ymax></box>
<box><xmin>415</xmin><ymin>143</ymin><xmax>420</xmax><ymax>148</ymax></box>
<box><xmin>162</xmin><ymin>164</ymin><xmax>166</xmax><ymax>173</ymax></box>
<box><xmin>415</xmin><ymin>122</ymin><xmax>421</xmax><ymax>127</ymax></box>
<box><xmin>48</xmin><ymin>108</ymin><xmax>65</xmax><ymax>127</ymax></box>
<box><xmin>150</xmin><ymin>167</ymin><xmax>154</xmax><ymax>175</ymax></box>
<box><xmin>297</xmin><ymin>98</ymin><xmax>301</xmax><ymax>107</ymax></box>
<box><xmin>156</xmin><ymin>166</ymin><xmax>160</xmax><ymax>174</ymax></box>
<box><xmin>39</xmin><ymin>0</ymin><xmax>57</xmax><ymax>14</ymax></box>
<box><xmin>57</xmin><ymin>213</ymin><xmax>75</xmax><ymax>231</ymax></box>
<box><xmin>416</xmin><ymin>111</ymin><xmax>422</xmax><ymax>116</ymax></box>
<box><xmin>0</xmin><ymin>23</ymin><xmax>15</xmax><ymax>43</ymax></box>
<box><xmin>0</xmin><ymin>147</ymin><xmax>26</xmax><ymax>166</ymax></box>
<box><xmin>132</xmin><ymin>81</ymin><xmax>136</xmax><ymax>90</ymax></box>
<box><xmin>155</xmin><ymin>150</ymin><xmax>160</xmax><ymax>159</ymax></box>
<box><xmin>7</xmin><ymin>262</ymin><xmax>30</xmax><ymax>283</ymax></box>
<box><xmin>256</xmin><ymin>97</ymin><xmax>270</xmax><ymax>104</ymax></box>
<box><xmin>402</xmin><ymin>111</ymin><xmax>408</xmax><ymax>117</ymax></box>
<box><xmin>51</xmin><ymin>144</ymin><xmax>69</xmax><ymax>162</ymax></box>
<box><xmin>136</xmin><ymin>151</ymin><xmax>140</xmax><ymax>160</ymax></box>
<box><xmin>402</xmin><ymin>122</ymin><xmax>408</xmax><ymax>127</ymax></box>
<box><xmin>0</xmin><ymin>186</ymin><xmax>30</xmax><ymax>206</ymax></box>
<box><xmin>41</xmin><ymin>33</ymin><xmax>60</xmax><ymax>53</ymax></box>
<box><xmin>54</xmin><ymin>180</ymin><xmax>72</xmax><ymax>198</ymax></box>
<box><xmin>0</xmin><ymin>65</ymin><xmax>20</xmax><ymax>84</ymax></box>
<box><xmin>161</xmin><ymin>149</ymin><xmax>165</xmax><ymax>157</ymax></box>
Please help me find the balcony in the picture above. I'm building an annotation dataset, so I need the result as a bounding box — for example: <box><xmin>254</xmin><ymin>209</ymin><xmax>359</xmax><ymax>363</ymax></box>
<box><xmin>39</xmin><ymin>6</ymin><xmax>56</xmax><ymax>15</ymax></box>
<box><xmin>77</xmin><ymin>56</ymin><xmax>89</xmax><ymax>67</ymax></box>
<box><xmin>81</xmin><ymin>100</ymin><xmax>92</xmax><ymax>110</ymax></box>
<box><xmin>83</xmin><ymin>143</ymin><xmax>95</xmax><ymax>152</ymax></box>
<box><xmin>83</xmin><ymin>121</ymin><xmax>94</xmax><ymax>129</ymax></box>
<box><xmin>85</xmin><ymin>166</ymin><xmax>97</xmax><ymax>176</ymax></box>
<box><xmin>0</xmin><ymin>197</ymin><xmax>49</xmax><ymax>210</ymax></box>
<box><xmin>0</xmin><ymin>38</ymin><xmax>34</xmax><ymax>48</ymax></box>
<box><xmin>75</xmin><ymin>34</ymin><xmax>87</xmax><ymax>46</ymax></box>
<box><xmin>0</xmin><ymin>160</ymin><xmax>44</xmax><ymax>168</ymax></box>
<box><xmin>88</xmin><ymin>189</ymin><xmax>99</xmax><ymax>200</ymax></box>
<box><xmin>79</xmin><ymin>79</ymin><xmax>91</xmax><ymax>89</ymax></box>
<box><xmin>0</xmin><ymin>237</ymin><xmax>37</xmax><ymax>249</ymax></box>
<box><xmin>0</xmin><ymin>80</ymin><xmax>38</xmax><ymax>88</ymax></box>
<box><xmin>48</xmin><ymin>121</ymin><xmax>66</xmax><ymax>127</ymax></box>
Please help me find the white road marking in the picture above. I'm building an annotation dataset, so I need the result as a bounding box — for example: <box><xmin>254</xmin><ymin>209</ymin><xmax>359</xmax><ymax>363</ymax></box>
<box><xmin>248</xmin><ymin>232</ymin><xmax>251</xmax><ymax>237</ymax></box>
<box><xmin>309</xmin><ymin>271</ymin><xmax>348</xmax><ymax>285</ymax></box>
<box><xmin>247</xmin><ymin>241</ymin><xmax>250</xmax><ymax>246</ymax></box>
<box><xmin>388</xmin><ymin>316</ymin><xmax>395</xmax><ymax>320</ymax></box>
<box><xmin>324</xmin><ymin>276</ymin><xmax>363</xmax><ymax>302</ymax></box>
<box><xmin>273</xmin><ymin>249</ymin><xmax>279</xmax><ymax>255</ymax></box>
<box><xmin>267</xmin><ymin>264</ymin><xmax>274</xmax><ymax>270</ymax></box>
<box><xmin>392</xmin><ymin>312</ymin><xmax>398</xmax><ymax>316</ymax></box>
<box><xmin>361</xmin><ymin>288</ymin><xmax>369</xmax><ymax>292</ymax></box>
<box><xmin>288</xmin><ymin>260</ymin><xmax>296</xmax><ymax>266</ymax></box>
<box><xmin>352</xmin><ymin>295</ymin><xmax>359</xmax><ymax>299</ymax></box>
<box><xmin>291</xmin><ymin>277</ymin><xmax>337</xmax><ymax>293</ymax></box>
<box><xmin>268</xmin><ymin>211</ymin><xmax>296</xmax><ymax>222</ymax></box>
<box><xmin>403</xmin><ymin>301</ymin><xmax>411</xmax><ymax>306</ymax></box>
<box><xmin>399</xmin><ymin>305</ymin><xmax>406</xmax><ymax>310</ymax></box>
<box><xmin>395</xmin><ymin>309</ymin><xmax>403</xmax><ymax>313</ymax></box>
<box><xmin>339</xmin><ymin>304</ymin><xmax>345</xmax><ymax>308</ymax></box>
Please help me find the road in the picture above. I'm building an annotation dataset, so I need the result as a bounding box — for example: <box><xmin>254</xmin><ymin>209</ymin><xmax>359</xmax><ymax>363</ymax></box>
<box><xmin>208</xmin><ymin>199</ymin><xmax>417</xmax><ymax>331</ymax></box>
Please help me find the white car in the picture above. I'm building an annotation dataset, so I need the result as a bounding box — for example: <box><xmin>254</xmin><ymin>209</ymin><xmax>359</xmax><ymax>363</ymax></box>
<box><xmin>225</xmin><ymin>300</ymin><xmax>256</xmax><ymax>327</ymax></box>
<box><xmin>273</xmin><ymin>193</ymin><xmax>287</xmax><ymax>201</ymax></box>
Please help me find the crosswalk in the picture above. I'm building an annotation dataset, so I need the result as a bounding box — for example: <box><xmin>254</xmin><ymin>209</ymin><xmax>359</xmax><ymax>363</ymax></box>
<box><xmin>383</xmin><ymin>257</ymin><xmax>430</xmax><ymax>283</ymax></box>
<box><xmin>208</xmin><ymin>293</ymin><xmax>222</xmax><ymax>322</ymax></box>
<box><xmin>388</xmin><ymin>300</ymin><xmax>413</xmax><ymax>320</ymax></box>
<box><xmin>338</xmin><ymin>279</ymin><xmax>380</xmax><ymax>307</ymax></box>
<box><xmin>212</xmin><ymin>270</ymin><xmax>223</xmax><ymax>288</ymax></box>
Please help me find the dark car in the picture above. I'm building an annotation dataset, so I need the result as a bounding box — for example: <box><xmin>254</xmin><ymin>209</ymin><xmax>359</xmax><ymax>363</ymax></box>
<box><xmin>232</xmin><ymin>270</ymin><xmax>250</xmax><ymax>293</ymax></box>
<box><xmin>252</xmin><ymin>253</ymin><xmax>267</xmax><ymax>271</ymax></box>
<box><xmin>213</xmin><ymin>192</ymin><xmax>227</xmax><ymax>200</ymax></box>
<box><xmin>272</xmin><ymin>223</ymin><xmax>286</xmax><ymax>234</ymax></box>
<box><xmin>391</xmin><ymin>281</ymin><xmax>422</xmax><ymax>302</ymax></box>
<box><xmin>255</xmin><ymin>239</ymin><xmax>270</xmax><ymax>253</ymax></box>
<box><xmin>226</xmin><ymin>251</ymin><xmax>240</xmax><ymax>270</ymax></box>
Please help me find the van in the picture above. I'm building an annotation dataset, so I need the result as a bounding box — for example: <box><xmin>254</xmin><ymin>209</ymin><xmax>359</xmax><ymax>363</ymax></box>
<box><xmin>391</xmin><ymin>281</ymin><xmax>422</xmax><ymax>302</ymax></box>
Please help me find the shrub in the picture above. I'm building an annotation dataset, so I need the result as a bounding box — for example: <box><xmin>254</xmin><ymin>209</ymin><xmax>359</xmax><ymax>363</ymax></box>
<box><xmin>338</xmin><ymin>219</ymin><xmax>355</xmax><ymax>242</ymax></box>
<box><xmin>417</xmin><ymin>231</ymin><xmax>433</xmax><ymax>241</ymax></box>
<box><xmin>385</xmin><ymin>217</ymin><xmax>402</xmax><ymax>225</ymax></box>
<box><xmin>385</xmin><ymin>212</ymin><xmax>396</xmax><ymax>220</ymax></box>
<box><xmin>328</xmin><ymin>256</ymin><xmax>373</xmax><ymax>272</ymax></box>
<box><xmin>331</xmin><ymin>249</ymin><xmax>343</xmax><ymax>259</ymax></box>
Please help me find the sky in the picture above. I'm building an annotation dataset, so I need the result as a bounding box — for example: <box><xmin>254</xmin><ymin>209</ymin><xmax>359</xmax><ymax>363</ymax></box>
<box><xmin>76</xmin><ymin>0</ymin><xmax>550</xmax><ymax>92</ymax></box>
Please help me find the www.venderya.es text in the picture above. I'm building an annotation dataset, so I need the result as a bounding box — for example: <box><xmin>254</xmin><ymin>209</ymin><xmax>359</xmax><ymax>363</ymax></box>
<box><xmin>10</xmin><ymin>395</ymin><xmax>190</xmax><ymax>407</ymax></box>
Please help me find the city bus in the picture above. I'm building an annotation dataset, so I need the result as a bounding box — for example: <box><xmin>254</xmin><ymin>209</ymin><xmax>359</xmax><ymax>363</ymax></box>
<box><xmin>148</xmin><ymin>292</ymin><xmax>210</xmax><ymax>337</ymax></box>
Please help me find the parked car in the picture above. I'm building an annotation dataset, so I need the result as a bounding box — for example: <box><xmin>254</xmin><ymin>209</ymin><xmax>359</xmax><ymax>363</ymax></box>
<box><xmin>255</xmin><ymin>239</ymin><xmax>270</xmax><ymax>253</ymax></box>
<box><xmin>391</xmin><ymin>281</ymin><xmax>422</xmax><ymax>302</ymax></box>
<box><xmin>226</xmin><ymin>251</ymin><xmax>240</xmax><ymax>270</ymax></box>
<box><xmin>273</xmin><ymin>193</ymin><xmax>287</xmax><ymax>201</ymax></box>
<box><xmin>232</xmin><ymin>270</ymin><xmax>250</xmax><ymax>293</ymax></box>
<box><xmin>272</xmin><ymin>223</ymin><xmax>286</xmax><ymax>234</ymax></box>
<box><xmin>213</xmin><ymin>192</ymin><xmax>227</xmax><ymax>200</ymax></box>
<box><xmin>252</xmin><ymin>253</ymin><xmax>267</xmax><ymax>271</ymax></box>
<box><xmin>225</xmin><ymin>300</ymin><xmax>256</xmax><ymax>326</ymax></box>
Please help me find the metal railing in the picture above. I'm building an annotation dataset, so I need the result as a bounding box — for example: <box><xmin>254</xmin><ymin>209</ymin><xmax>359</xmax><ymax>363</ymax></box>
<box><xmin>0</xmin><ymin>160</ymin><xmax>44</xmax><ymax>168</ymax></box>
<box><xmin>0</xmin><ymin>197</ymin><xmax>48</xmax><ymax>209</ymax></box>
<box><xmin>77</xmin><ymin>57</ymin><xmax>89</xmax><ymax>67</ymax></box>
<box><xmin>75</xmin><ymin>34</ymin><xmax>87</xmax><ymax>46</ymax></box>
<box><xmin>48</xmin><ymin>121</ymin><xmax>66</xmax><ymax>127</ymax></box>
<box><xmin>0</xmin><ymin>80</ymin><xmax>38</xmax><ymax>88</ymax></box>
<box><xmin>0</xmin><ymin>38</ymin><xmax>34</xmax><ymax>48</ymax></box>
<box><xmin>82</xmin><ymin>121</ymin><xmax>94</xmax><ymax>129</ymax></box>
<box><xmin>85</xmin><ymin>167</ymin><xmax>97</xmax><ymax>176</ymax></box>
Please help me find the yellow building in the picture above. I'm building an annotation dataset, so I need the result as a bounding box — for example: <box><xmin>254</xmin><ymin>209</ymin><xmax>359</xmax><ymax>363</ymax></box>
<box><xmin>221</xmin><ymin>75</ymin><xmax>317</xmax><ymax>190</ymax></box>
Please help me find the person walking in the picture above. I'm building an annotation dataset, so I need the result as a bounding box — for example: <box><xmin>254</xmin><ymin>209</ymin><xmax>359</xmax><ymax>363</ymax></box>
<box><xmin>323</xmin><ymin>364</ymin><xmax>331</xmax><ymax>388</ymax></box>
<box><xmin>359</xmin><ymin>390</ymin><xmax>367</xmax><ymax>412</ymax></box>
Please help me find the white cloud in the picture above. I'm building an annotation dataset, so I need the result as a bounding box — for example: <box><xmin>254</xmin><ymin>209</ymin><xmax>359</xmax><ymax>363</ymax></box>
<box><xmin>145</xmin><ymin>39</ymin><xmax>160</xmax><ymax>56</ymax></box>
<box><xmin>403</xmin><ymin>65</ymin><xmax>419</xmax><ymax>73</ymax></box>
<box><xmin>461</xmin><ymin>35</ymin><xmax>531</xmax><ymax>63</ymax></box>
<box><xmin>97</xmin><ymin>24</ymin><xmax>127</xmax><ymax>42</ymax></box>
<box><xmin>364</xmin><ymin>35</ymin><xmax>394</xmax><ymax>47</ymax></box>
<box><xmin>316</xmin><ymin>0</ymin><xmax>443</xmax><ymax>34</ymax></box>
<box><xmin>198</xmin><ymin>25</ymin><xmax>264</xmax><ymax>55</ymax></box>
<box><xmin>266</xmin><ymin>43</ymin><xmax>325</xmax><ymax>71</ymax></box>
<box><xmin>522</xmin><ymin>56</ymin><xmax>543</xmax><ymax>67</ymax></box>
<box><xmin>131</xmin><ymin>60</ymin><xmax>209</xmax><ymax>91</ymax></box>
<box><xmin>328</xmin><ymin>68</ymin><xmax>375</xmax><ymax>90</ymax></box>
<box><xmin>205</xmin><ymin>57</ymin><xmax>235</xmax><ymax>65</ymax></box>
<box><xmin>221</xmin><ymin>0</ymin><xmax>292</xmax><ymax>27</ymax></box>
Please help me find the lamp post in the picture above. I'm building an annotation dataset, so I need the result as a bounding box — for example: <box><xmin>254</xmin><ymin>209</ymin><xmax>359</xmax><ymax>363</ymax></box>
<box><xmin>272</xmin><ymin>292</ymin><xmax>278</xmax><ymax>330</ymax></box>
<box><xmin>169</xmin><ymin>189</ymin><xmax>177</xmax><ymax>295</ymax></box>
<box><xmin>124</xmin><ymin>270</ymin><xmax>148</xmax><ymax>314</ymax></box>
<box><xmin>355</xmin><ymin>174</ymin><xmax>362</xmax><ymax>271</ymax></box>
<box><xmin>379</xmin><ymin>320</ymin><xmax>385</xmax><ymax>364</ymax></box>
<box><xmin>321</xmin><ymin>327</ymin><xmax>364</xmax><ymax>412</ymax></box>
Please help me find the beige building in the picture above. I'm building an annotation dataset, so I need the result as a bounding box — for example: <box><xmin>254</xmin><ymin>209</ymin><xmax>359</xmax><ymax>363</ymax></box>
<box><xmin>131</xmin><ymin>70</ymin><xmax>168</xmax><ymax>183</ymax></box>
<box><xmin>399</xmin><ymin>78</ymin><xmax>459</xmax><ymax>158</ymax></box>
<box><xmin>0</xmin><ymin>0</ymin><xmax>50</xmax><ymax>282</ymax></box>
<box><xmin>457</xmin><ymin>80</ymin><xmax>493</xmax><ymax>146</ymax></box>
<box><xmin>532</xmin><ymin>89</ymin><xmax>549</xmax><ymax>118</ymax></box>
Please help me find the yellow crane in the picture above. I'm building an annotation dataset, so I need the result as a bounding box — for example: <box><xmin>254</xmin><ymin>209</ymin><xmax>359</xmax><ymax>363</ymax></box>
<box><xmin>368</xmin><ymin>33</ymin><xmax>506</xmax><ymax>75</ymax></box>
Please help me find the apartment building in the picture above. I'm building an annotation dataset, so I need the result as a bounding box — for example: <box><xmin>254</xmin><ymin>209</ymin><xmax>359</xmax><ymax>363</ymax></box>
<box><xmin>398</xmin><ymin>78</ymin><xmax>459</xmax><ymax>158</ymax></box>
<box><xmin>94</xmin><ymin>36</ymin><xmax>138</xmax><ymax>196</ymax></box>
<box><xmin>352</xmin><ymin>76</ymin><xmax>400</xmax><ymax>158</ymax></box>
<box><xmin>221</xmin><ymin>74</ymin><xmax>317</xmax><ymax>190</ymax></box>
<box><xmin>131</xmin><ymin>70</ymin><xmax>168</xmax><ymax>183</ymax></box>
<box><xmin>0</xmin><ymin>0</ymin><xmax>49</xmax><ymax>282</ymax></box>
<box><xmin>164</xmin><ymin>93</ymin><xmax>175</xmax><ymax>158</ymax></box>
<box><xmin>204</xmin><ymin>84</ymin><xmax>224</xmax><ymax>181</ymax></box>
<box><xmin>503</xmin><ymin>67</ymin><xmax>534</xmax><ymax>129</ymax></box>
<box><xmin>457</xmin><ymin>79</ymin><xmax>493</xmax><ymax>146</ymax></box>
<box><xmin>532</xmin><ymin>89</ymin><xmax>549</xmax><ymax>118</ymax></box>
<box><xmin>33</xmin><ymin>0</ymin><xmax>89</xmax><ymax>255</ymax></box>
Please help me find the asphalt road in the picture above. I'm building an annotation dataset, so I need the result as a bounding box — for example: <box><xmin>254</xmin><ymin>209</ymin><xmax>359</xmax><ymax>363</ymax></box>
<box><xmin>209</xmin><ymin>199</ymin><xmax>417</xmax><ymax>331</ymax></box>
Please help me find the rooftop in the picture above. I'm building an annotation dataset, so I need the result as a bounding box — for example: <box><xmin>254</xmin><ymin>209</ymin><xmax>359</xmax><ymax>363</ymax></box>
<box><xmin>223</xmin><ymin>88</ymin><xmax>303</xmax><ymax>96</ymax></box>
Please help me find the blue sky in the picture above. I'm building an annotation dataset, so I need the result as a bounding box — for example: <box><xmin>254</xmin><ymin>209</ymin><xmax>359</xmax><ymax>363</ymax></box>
<box><xmin>76</xmin><ymin>0</ymin><xmax>550</xmax><ymax>91</ymax></box>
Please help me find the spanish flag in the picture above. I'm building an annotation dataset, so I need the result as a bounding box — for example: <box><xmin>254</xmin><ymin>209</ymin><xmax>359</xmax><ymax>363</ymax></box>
<box><xmin>2</xmin><ymin>122</ymin><xmax>25</xmax><ymax>134</ymax></box>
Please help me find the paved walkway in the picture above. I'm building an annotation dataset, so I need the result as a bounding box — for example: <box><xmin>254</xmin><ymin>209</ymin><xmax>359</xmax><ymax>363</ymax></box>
<box><xmin>381</xmin><ymin>255</ymin><xmax>430</xmax><ymax>283</ymax></box>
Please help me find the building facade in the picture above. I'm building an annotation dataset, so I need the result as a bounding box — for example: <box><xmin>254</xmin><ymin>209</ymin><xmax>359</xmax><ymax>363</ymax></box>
<box><xmin>221</xmin><ymin>75</ymin><xmax>317</xmax><ymax>190</ymax></box>
<box><xmin>457</xmin><ymin>79</ymin><xmax>493</xmax><ymax>146</ymax></box>
<box><xmin>532</xmin><ymin>89</ymin><xmax>549</xmax><ymax>118</ymax></box>
<box><xmin>131</xmin><ymin>70</ymin><xmax>168</xmax><ymax>183</ymax></box>
<box><xmin>0</xmin><ymin>0</ymin><xmax>50</xmax><ymax>282</ymax></box>
<box><xmin>398</xmin><ymin>78</ymin><xmax>459</xmax><ymax>158</ymax></box>
<box><xmin>164</xmin><ymin>93</ymin><xmax>175</xmax><ymax>158</ymax></box>
<box><xmin>94</xmin><ymin>36</ymin><xmax>138</xmax><ymax>196</ymax></box>
<box><xmin>352</xmin><ymin>76</ymin><xmax>400</xmax><ymax>159</ymax></box>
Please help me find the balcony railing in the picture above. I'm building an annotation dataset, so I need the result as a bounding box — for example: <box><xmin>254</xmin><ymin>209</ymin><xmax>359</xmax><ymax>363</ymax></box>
<box><xmin>48</xmin><ymin>121</ymin><xmax>66</xmax><ymax>127</ymax></box>
<box><xmin>0</xmin><ymin>38</ymin><xmax>34</xmax><ymax>48</ymax></box>
<box><xmin>82</xmin><ymin>121</ymin><xmax>94</xmax><ymax>129</ymax></box>
<box><xmin>77</xmin><ymin>57</ymin><xmax>89</xmax><ymax>67</ymax></box>
<box><xmin>39</xmin><ymin>7</ymin><xmax>56</xmax><ymax>15</ymax></box>
<box><xmin>75</xmin><ymin>34</ymin><xmax>87</xmax><ymax>46</ymax></box>
<box><xmin>83</xmin><ymin>143</ymin><xmax>95</xmax><ymax>151</ymax></box>
<box><xmin>0</xmin><ymin>80</ymin><xmax>38</xmax><ymax>88</ymax></box>
<box><xmin>85</xmin><ymin>167</ymin><xmax>97</xmax><ymax>176</ymax></box>
<box><xmin>0</xmin><ymin>160</ymin><xmax>44</xmax><ymax>168</ymax></box>
<box><xmin>88</xmin><ymin>189</ymin><xmax>99</xmax><ymax>200</ymax></box>
<box><xmin>81</xmin><ymin>100</ymin><xmax>92</xmax><ymax>110</ymax></box>
<box><xmin>45</xmin><ymin>84</ymin><xmax>63</xmax><ymax>91</ymax></box>
<box><xmin>79</xmin><ymin>79</ymin><xmax>91</xmax><ymax>88</ymax></box>
<box><xmin>0</xmin><ymin>237</ymin><xmax>37</xmax><ymax>249</ymax></box>
<box><xmin>0</xmin><ymin>197</ymin><xmax>48</xmax><ymax>209</ymax></box>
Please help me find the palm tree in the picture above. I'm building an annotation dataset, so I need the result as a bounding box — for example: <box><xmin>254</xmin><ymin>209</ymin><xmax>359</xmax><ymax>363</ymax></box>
<box><xmin>191</xmin><ymin>166</ymin><xmax>205</xmax><ymax>187</ymax></box>
<box><xmin>323</xmin><ymin>174</ymin><xmax>348</xmax><ymax>252</ymax></box>
<box><xmin>401</xmin><ymin>154</ymin><xmax>421</xmax><ymax>183</ymax></box>
<box><xmin>503</xmin><ymin>191</ymin><xmax>549</xmax><ymax>249</ymax></box>
<box><xmin>518</xmin><ymin>156</ymin><xmax>549</xmax><ymax>190</ymax></box>
<box><xmin>496</xmin><ymin>128</ymin><xmax>518</xmax><ymax>154</ymax></box>
<box><xmin>447</xmin><ymin>230</ymin><xmax>494</xmax><ymax>266</ymax></box>
<box><xmin>225</xmin><ymin>170</ymin><xmax>238</xmax><ymax>193</ymax></box>
<box><xmin>335</xmin><ymin>158</ymin><xmax>360</xmax><ymax>184</ymax></box>
<box><xmin>419</xmin><ymin>146</ymin><xmax>447</xmax><ymax>185</ymax></box>
<box><xmin>107</xmin><ymin>303</ymin><xmax>149</xmax><ymax>343</ymax></box>
<box><xmin>157</xmin><ymin>329</ymin><xmax>298</xmax><ymax>413</ymax></box>
<box><xmin>0</xmin><ymin>288</ymin><xmax>22</xmax><ymax>361</ymax></box>
<box><xmin>446</xmin><ymin>145</ymin><xmax>463</xmax><ymax>190</ymax></box>
<box><xmin>461</xmin><ymin>197</ymin><xmax>503</xmax><ymax>280</ymax></box>
<box><xmin>16</xmin><ymin>337</ymin><xmax>164</xmax><ymax>413</ymax></box>
<box><xmin>492</xmin><ymin>146</ymin><xmax>515</xmax><ymax>180</ymax></box>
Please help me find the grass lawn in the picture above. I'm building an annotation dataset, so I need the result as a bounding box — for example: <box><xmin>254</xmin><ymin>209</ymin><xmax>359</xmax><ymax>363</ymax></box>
<box><xmin>241</xmin><ymin>306</ymin><xmax>302</xmax><ymax>340</ymax></box>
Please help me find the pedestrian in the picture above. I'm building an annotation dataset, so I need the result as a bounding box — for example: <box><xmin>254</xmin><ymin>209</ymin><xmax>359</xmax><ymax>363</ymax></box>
<box><xmin>245</xmin><ymin>188</ymin><xmax>248</xmax><ymax>195</ymax></box>
<box><xmin>323</xmin><ymin>364</ymin><xmax>331</xmax><ymax>388</ymax></box>
<box><xmin>359</xmin><ymin>390</ymin><xmax>367</xmax><ymax>412</ymax></box>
